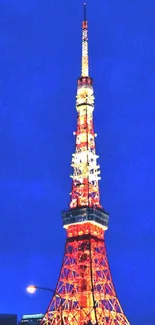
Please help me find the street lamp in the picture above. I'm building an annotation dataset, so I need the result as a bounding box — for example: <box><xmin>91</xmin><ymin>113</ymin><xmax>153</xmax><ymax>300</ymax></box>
<box><xmin>26</xmin><ymin>285</ymin><xmax>63</xmax><ymax>324</ymax></box>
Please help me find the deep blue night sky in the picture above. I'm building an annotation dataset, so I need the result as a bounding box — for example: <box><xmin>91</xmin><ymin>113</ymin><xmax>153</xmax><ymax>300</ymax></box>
<box><xmin>0</xmin><ymin>0</ymin><xmax>155</xmax><ymax>324</ymax></box>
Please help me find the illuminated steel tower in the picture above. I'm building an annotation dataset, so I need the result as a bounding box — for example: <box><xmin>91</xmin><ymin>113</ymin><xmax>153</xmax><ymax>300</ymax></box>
<box><xmin>42</xmin><ymin>4</ymin><xmax>130</xmax><ymax>325</ymax></box>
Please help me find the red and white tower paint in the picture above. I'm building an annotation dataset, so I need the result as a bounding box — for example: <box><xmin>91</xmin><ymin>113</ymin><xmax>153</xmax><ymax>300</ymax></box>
<box><xmin>41</xmin><ymin>4</ymin><xmax>130</xmax><ymax>325</ymax></box>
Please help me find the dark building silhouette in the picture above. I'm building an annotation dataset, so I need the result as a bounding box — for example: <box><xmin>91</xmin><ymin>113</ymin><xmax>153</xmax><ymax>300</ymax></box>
<box><xmin>19</xmin><ymin>314</ymin><xmax>44</xmax><ymax>325</ymax></box>
<box><xmin>0</xmin><ymin>314</ymin><xmax>17</xmax><ymax>325</ymax></box>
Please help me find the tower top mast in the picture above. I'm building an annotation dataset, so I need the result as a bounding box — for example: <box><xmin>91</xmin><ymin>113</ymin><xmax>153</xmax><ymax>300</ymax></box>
<box><xmin>81</xmin><ymin>3</ymin><xmax>89</xmax><ymax>77</ymax></box>
<box><xmin>62</xmin><ymin>3</ymin><xmax>110</xmax><ymax>231</ymax></box>
<box><xmin>84</xmin><ymin>2</ymin><xmax>86</xmax><ymax>21</ymax></box>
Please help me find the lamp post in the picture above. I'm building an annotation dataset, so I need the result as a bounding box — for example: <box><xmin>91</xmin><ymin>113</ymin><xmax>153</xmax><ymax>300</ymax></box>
<box><xmin>26</xmin><ymin>285</ymin><xmax>63</xmax><ymax>325</ymax></box>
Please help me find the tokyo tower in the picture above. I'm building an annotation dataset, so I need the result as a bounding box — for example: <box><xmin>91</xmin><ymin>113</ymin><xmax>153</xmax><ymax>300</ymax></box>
<box><xmin>42</xmin><ymin>4</ymin><xmax>130</xmax><ymax>325</ymax></box>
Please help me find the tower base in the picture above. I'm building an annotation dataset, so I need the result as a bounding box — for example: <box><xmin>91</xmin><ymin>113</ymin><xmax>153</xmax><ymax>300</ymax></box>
<box><xmin>41</xmin><ymin>222</ymin><xmax>130</xmax><ymax>325</ymax></box>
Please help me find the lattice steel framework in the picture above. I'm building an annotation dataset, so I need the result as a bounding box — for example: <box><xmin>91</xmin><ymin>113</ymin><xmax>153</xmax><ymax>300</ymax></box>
<box><xmin>41</xmin><ymin>4</ymin><xmax>130</xmax><ymax>325</ymax></box>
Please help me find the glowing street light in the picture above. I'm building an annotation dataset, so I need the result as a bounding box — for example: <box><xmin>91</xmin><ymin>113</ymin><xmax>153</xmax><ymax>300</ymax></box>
<box><xmin>26</xmin><ymin>285</ymin><xmax>37</xmax><ymax>294</ymax></box>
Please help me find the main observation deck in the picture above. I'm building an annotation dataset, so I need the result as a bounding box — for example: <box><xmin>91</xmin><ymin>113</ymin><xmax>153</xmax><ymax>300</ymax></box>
<box><xmin>62</xmin><ymin>206</ymin><xmax>109</xmax><ymax>230</ymax></box>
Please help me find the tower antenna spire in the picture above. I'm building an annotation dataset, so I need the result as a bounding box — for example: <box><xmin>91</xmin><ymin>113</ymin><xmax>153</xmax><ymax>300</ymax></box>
<box><xmin>81</xmin><ymin>3</ymin><xmax>89</xmax><ymax>76</ymax></box>
<box><xmin>84</xmin><ymin>2</ymin><xmax>86</xmax><ymax>21</ymax></box>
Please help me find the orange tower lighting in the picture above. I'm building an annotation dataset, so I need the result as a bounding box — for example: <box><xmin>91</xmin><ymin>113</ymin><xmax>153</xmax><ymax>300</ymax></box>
<box><xmin>41</xmin><ymin>4</ymin><xmax>130</xmax><ymax>325</ymax></box>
